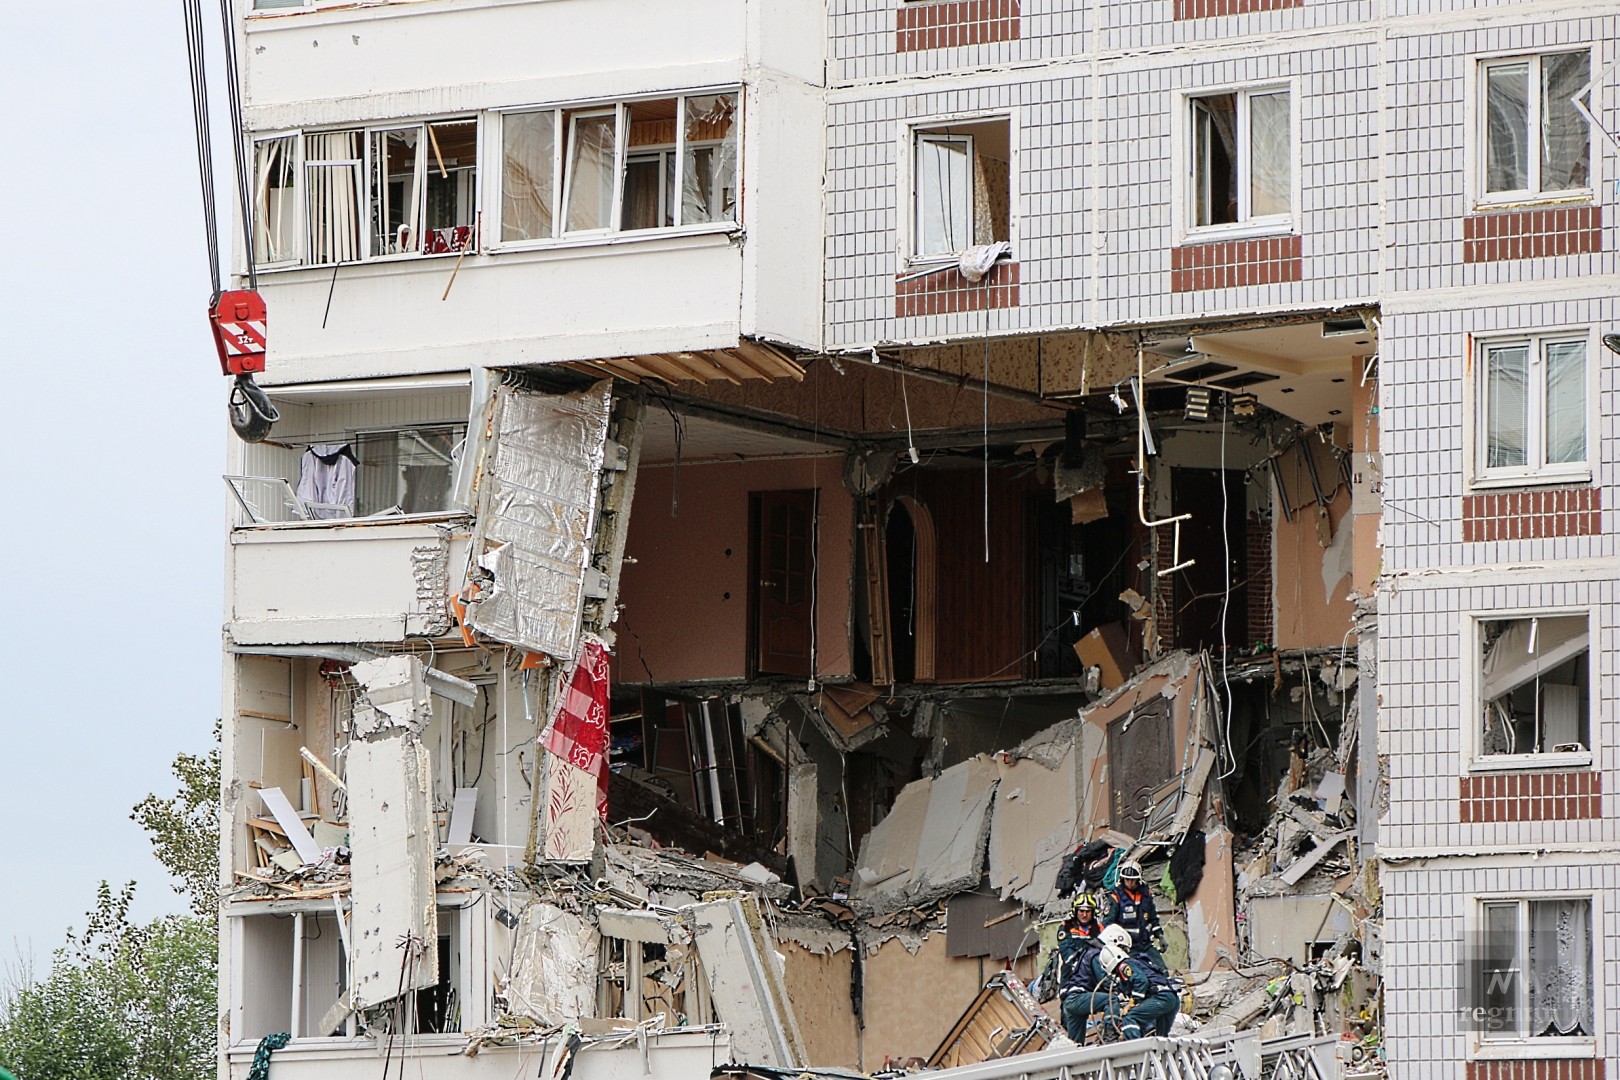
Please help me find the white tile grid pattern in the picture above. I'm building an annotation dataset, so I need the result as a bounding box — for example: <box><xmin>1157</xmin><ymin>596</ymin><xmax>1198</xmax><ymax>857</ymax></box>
<box><xmin>1379</xmin><ymin>299</ymin><xmax>1619</xmax><ymax>576</ymax></box>
<box><xmin>825</xmin><ymin>42</ymin><xmax>1380</xmax><ymax>347</ymax></box>
<box><xmin>1384</xmin><ymin>15</ymin><xmax>1620</xmax><ymax>296</ymax></box>
<box><xmin>830</xmin><ymin>0</ymin><xmax>1094</xmax><ymax>85</ymax></box>
<box><xmin>1098</xmin><ymin>0</ymin><xmax>1374</xmax><ymax>52</ymax></box>
<box><xmin>825</xmin><ymin>79</ymin><xmax>1094</xmax><ymax>344</ymax></box>
<box><xmin>1382</xmin><ymin>861</ymin><xmax>1620</xmax><ymax>1071</ymax></box>
<box><xmin>1378</xmin><ymin>573</ymin><xmax>1618</xmax><ymax>850</ymax></box>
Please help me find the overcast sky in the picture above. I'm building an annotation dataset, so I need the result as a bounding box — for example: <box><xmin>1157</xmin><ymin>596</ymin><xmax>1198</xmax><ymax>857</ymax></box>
<box><xmin>0</xmin><ymin>3</ymin><xmax>226</xmax><ymax>959</ymax></box>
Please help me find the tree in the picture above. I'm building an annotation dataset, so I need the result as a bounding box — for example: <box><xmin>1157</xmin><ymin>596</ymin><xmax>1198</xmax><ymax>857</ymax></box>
<box><xmin>0</xmin><ymin>731</ymin><xmax>221</xmax><ymax>1080</ymax></box>
<box><xmin>131</xmin><ymin>721</ymin><xmax>222</xmax><ymax>918</ymax></box>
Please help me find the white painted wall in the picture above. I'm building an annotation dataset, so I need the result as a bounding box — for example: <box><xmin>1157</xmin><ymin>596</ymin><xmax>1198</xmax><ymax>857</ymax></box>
<box><xmin>224</xmin><ymin>1027</ymin><xmax>733</xmax><ymax>1080</ymax></box>
<box><xmin>229</xmin><ymin>522</ymin><xmax>472</xmax><ymax>643</ymax></box>
<box><xmin>253</xmin><ymin>237</ymin><xmax>745</xmax><ymax>382</ymax></box>
<box><xmin>242</xmin><ymin>0</ymin><xmax>749</xmax><ymax>118</ymax></box>
<box><xmin>741</xmin><ymin>71</ymin><xmax>827</xmax><ymax>350</ymax></box>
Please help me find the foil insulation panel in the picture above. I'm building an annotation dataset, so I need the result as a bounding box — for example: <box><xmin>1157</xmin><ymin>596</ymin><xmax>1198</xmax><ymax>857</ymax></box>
<box><xmin>468</xmin><ymin>381</ymin><xmax>612</xmax><ymax>660</ymax></box>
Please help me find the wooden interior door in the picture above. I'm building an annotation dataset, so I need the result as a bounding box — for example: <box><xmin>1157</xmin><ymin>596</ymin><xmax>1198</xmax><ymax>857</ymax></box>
<box><xmin>752</xmin><ymin>489</ymin><xmax>817</xmax><ymax>678</ymax></box>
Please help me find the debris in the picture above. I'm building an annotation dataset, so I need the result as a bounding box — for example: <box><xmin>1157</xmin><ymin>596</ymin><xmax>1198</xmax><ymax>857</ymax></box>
<box><xmin>1073</xmin><ymin>622</ymin><xmax>1135</xmax><ymax>691</ymax></box>
<box><xmin>927</xmin><ymin>972</ymin><xmax>1069</xmax><ymax>1069</ymax></box>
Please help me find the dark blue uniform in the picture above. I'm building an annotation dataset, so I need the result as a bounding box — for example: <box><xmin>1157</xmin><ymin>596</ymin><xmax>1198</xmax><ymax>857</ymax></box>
<box><xmin>1100</xmin><ymin>955</ymin><xmax>1180</xmax><ymax>1040</ymax></box>
<box><xmin>1106</xmin><ymin>883</ymin><xmax>1165</xmax><ymax>970</ymax></box>
<box><xmin>1055</xmin><ymin>919</ymin><xmax>1106</xmax><ymax>1040</ymax></box>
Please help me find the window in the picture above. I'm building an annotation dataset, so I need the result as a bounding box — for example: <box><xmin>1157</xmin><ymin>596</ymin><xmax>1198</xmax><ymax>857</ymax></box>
<box><xmin>1476</xmin><ymin>335</ymin><xmax>1588</xmax><ymax>483</ymax></box>
<box><xmin>498</xmin><ymin>91</ymin><xmax>739</xmax><ymax>245</ymax></box>
<box><xmin>911</xmin><ymin>118</ymin><xmax>1011</xmax><ymax>259</ymax></box>
<box><xmin>1481</xmin><ymin>52</ymin><xmax>1591</xmax><ymax>200</ymax></box>
<box><xmin>251</xmin><ymin>119</ymin><xmax>478</xmax><ymax>267</ymax></box>
<box><xmin>1189</xmin><ymin>88</ymin><xmax>1292</xmax><ymax>229</ymax></box>
<box><xmin>353</xmin><ymin>425</ymin><xmax>465</xmax><ymax>517</ymax></box>
<box><xmin>1476</xmin><ymin>614</ymin><xmax>1589</xmax><ymax>762</ymax></box>
<box><xmin>1471</xmin><ymin>897</ymin><xmax>1593</xmax><ymax>1043</ymax></box>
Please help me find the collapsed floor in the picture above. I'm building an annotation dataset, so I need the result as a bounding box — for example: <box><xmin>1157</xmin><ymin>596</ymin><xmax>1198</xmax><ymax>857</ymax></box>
<box><xmin>223</xmin><ymin>315</ymin><xmax>1384</xmax><ymax>1077</ymax></box>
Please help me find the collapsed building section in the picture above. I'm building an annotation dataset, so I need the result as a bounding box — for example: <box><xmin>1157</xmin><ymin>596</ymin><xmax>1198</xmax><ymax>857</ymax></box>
<box><xmin>220</xmin><ymin>310</ymin><xmax>1382</xmax><ymax>1079</ymax></box>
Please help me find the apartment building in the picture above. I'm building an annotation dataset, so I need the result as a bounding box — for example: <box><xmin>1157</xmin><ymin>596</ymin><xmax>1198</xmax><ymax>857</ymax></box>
<box><xmin>214</xmin><ymin>0</ymin><xmax>1617</xmax><ymax>1077</ymax></box>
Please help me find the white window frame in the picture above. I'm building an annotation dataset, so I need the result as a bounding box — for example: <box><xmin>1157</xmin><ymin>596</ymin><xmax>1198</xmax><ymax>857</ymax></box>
<box><xmin>251</xmin><ymin>130</ymin><xmax>304</xmax><ymax>270</ymax></box>
<box><xmin>1174</xmin><ymin>82</ymin><xmax>1299</xmax><ymax>243</ymax></box>
<box><xmin>1468</xmin><ymin>330</ymin><xmax>1593</xmax><ymax>489</ymax></box>
<box><xmin>1471</xmin><ymin>49</ymin><xmax>1595</xmax><ymax>210</ymax></box>
<box><xmin>249</xmin><ymin>115</ymin><xmax>480</xmax><ymax>271</ymax></box>
<box><xmin>489</xmin><ymin>88</ymin><xmax>744</xmax><ymax>253</ymax></box>
<box><xmin>1465</xmin><ymin>891</ymin><xmax>1601</xmax><ymax>1060</ymax></box>
<box><xmin>1465</xmin><ymin>607</ymin><xmax>1594</xmax><ymax>772</ymax></box>
<box><xmin>913</xmin><ymin>132</ymin><xmax>975</xmax><ymax>260</ymax></box>
<box><xmin>901</xmin><ymin>112</ymin><xmax>1018</xmax><ymax>268</ymax></box>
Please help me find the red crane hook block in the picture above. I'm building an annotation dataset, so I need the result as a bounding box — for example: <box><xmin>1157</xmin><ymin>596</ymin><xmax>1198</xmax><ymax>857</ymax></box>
<box><xmin>211</xmin><ymin>290</ymin><xmax>268</xmax><ymax>376</ymax></box>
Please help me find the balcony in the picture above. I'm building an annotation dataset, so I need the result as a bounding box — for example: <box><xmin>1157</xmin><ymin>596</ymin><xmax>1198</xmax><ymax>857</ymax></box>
<box><xmin>228</xmin><ymin>516</ymin><xmax>471</xmax><ymax>645</ymax></box>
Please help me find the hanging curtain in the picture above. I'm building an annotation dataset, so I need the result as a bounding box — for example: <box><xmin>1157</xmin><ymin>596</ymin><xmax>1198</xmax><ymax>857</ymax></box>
<box><xmin>305</xmin><ymin>131</ymin><xmax>362</xmax><ymax>264</ymax></box>
<box><xmin>1529</xmin><ymin>898</ymin><xmax>1593</xmax><ymax>1037</ymax></box>
<box><xmin>253</xmin><ymin>137</ymin><xmax>296</xmax><ymax>264</ymax></box>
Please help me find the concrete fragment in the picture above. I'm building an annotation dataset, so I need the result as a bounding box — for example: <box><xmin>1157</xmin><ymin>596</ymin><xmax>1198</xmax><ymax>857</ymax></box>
<box><xmin>507</xmin><ymin>903</ymin><xmax>599</xmax><ymax>1024</ymax></box>
<box><xmin>346</xmin><ymin>733</ymin><xmax>438</xmax><ymax>1010</ymax></box>
<box><xmin>691</xmin><ymin>896</ymin><xmax>805</xmax><ymax>1066</ymax></box>
<box><xmin>1279</xmin><ymin>830</ymin><xmax>1354</xmax><ymax>886</ymax></box>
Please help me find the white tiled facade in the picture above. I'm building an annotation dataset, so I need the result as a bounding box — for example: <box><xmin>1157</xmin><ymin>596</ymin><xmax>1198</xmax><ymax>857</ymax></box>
<box><xmin>825</xmin><ymin>0</ymin><xmax>1620</xmax><ymax>1072</ymax></box>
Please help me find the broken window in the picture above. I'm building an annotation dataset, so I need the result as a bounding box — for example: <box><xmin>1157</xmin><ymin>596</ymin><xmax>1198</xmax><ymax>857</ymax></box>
<box><xmin>253</xmin><ymin>135</ymin><xmax>299</xmax><ymax>265</ymax></box>
<box><xmin>596</xmin><ymin>930</ymin><xmax>713</xmax><ymax>1027</ymax></box>
<box><xmin>1477</xmin><ymin>614</ymin><xmax>1589</xmax><ymax>760</ymax></box>
<box><xmin>912</xmin><ymin>118</ymin><xmax>1011</xmax><ymax>258</ymax></box>
<box><xmin>224</xmin><ymin>383</ymin><xmax>473</xmax><ymax>528</ymax></box>
<box><xmin>1477</xmin><ymin>336</ymin><xmax>1587</xmax><ymax>482</ymax></box>
<box><xmin>1190</xmin><ymin>88</ymin><xmax>1291</xmax><ymax>228</ymax></box>
<box><xmin>1476</xmin><ymin>897</ymin><xmax>1593</xmax><ymax>1042</ymax></box>
<box><xmin>498</xmin><ymin>91</ymin><xmax>739</xmax><ymax>244</ymax></box>
<box><xmin>352</xmin><ymin>424</ymin><xmax>466</xmax><ymax>516</ymax></box>
<box><xmin>252</xmin><ymin>119</ymin><xmax>477</xmax><ymax>267</ymax></box>
<box><xmin>1482</xmin><ymin>52</ymin><xmax>1591</xmax><ymax>199</ymax></box>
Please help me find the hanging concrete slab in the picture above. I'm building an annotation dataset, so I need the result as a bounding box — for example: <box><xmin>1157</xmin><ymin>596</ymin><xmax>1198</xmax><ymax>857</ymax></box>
<box><xmin>468</xmin><ymin>381</ymin><xmax>613</xmax><ymax>659</ymax></box>
<box><xmin>690</xmin><ymin>896</ymin><xmax>805</xmax><ymax>1067</ymax></box>
<box><xmin>852</xmin><ymin>756</ymin><xmax>999</xmax><ymax>909</ymax></box>
<box><xmin>346</xmin><ymin>733</ymin><xmax>438</xmax><ymax>1010</ymax></box>
<box><xmin>987</xmin><ymin>744</ymin><xmax>1077</xmax><ymax>907</ymax></box>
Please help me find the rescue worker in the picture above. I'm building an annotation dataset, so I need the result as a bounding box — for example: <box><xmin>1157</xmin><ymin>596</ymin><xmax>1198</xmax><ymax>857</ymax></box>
<box><xmin>1055</xmin><ymin>893</ymin><xmax>1107</xmax><ymax>1040</ymax></box>
<box><xmin>1096</xmin><ymin>938</ymin><xmax>1181</xmax><ymax>1040</ymax></box>
<box><xmin>1105</xmin><ymin>860</ymin><xmax>1166</xmax><ymax>971</ymax></box>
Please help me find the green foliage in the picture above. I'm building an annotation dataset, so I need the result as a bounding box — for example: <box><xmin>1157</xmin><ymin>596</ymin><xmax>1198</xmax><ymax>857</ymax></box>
<box><xmin>0</xmin><ymin>728</ymin><xmax>223</xmax><ymax>1080</ymax></box>
<box><xmin>0</xmin><ymin>885</ymin><xmax>216</xmax><ymax>1080</ymax></box>
<box><xmin>131</xmin><ymin>721</ymin><xmax>222</xmax><ymax>918</ymax></box>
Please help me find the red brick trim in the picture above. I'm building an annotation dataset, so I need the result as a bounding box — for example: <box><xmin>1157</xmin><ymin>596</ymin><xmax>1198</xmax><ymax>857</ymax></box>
<box><xmin>1175</xmin><ymin>0</ymin><xmax>1300</xmax><ymax>18</ymax></box>
<box><xmin>1460</xmin><ymin>771</ymin><xmax>1601</xmax><ymax>824</ymax></box>
<box><xmin>1466</xmin><ymin>1058</ymin><xmax>1605</xmax><ymax>1080</ymax></box>
<box><xmin>1463</xmin><ymin>206</ymin><xmax>1602</xmax><ymax>263</ymax></box>
<box><xmin>1170</xmin><ymin>235</ymin><xmax>1302</xmax><ymax>292</ymax></box>
<box><xmin>897</xmin><ymin>0</ymin><xmax>1020</xmax><ymax>52</ymax></box>
<box><xmin>1461</xmin><ymin>486</ymin><xmax>1599</xmax><ymax>542</ymax></box>
<box><xmin>895</xmin><ymin>261</ymin><xmax>1019</xmax><ymax>317</ymax></box>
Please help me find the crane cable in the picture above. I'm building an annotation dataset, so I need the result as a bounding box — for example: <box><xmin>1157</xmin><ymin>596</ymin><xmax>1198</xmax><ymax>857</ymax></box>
<box><xmin>183</xmin><ymin>0</ymin><xmax>277</xmax><ymax>439</ymax></box>
<box><xmin>214</xmin><ymin>0</ymin><xmax>259</xmax><ymax>289</ymax></box>
<box><xmin>181</xmin><ymin>0</ymin><xmax>222</xmax><ymax>297</ymax></box>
